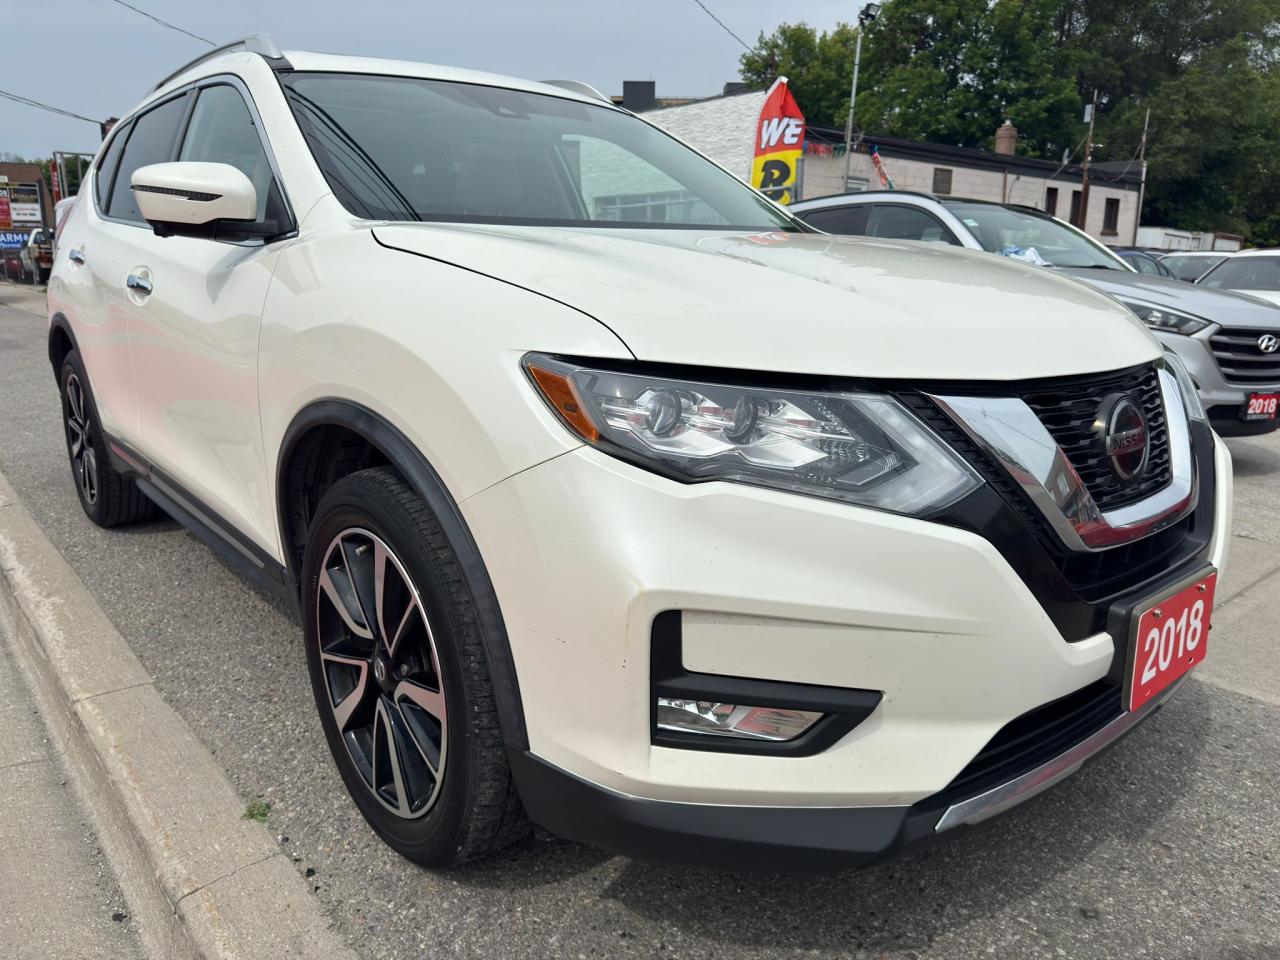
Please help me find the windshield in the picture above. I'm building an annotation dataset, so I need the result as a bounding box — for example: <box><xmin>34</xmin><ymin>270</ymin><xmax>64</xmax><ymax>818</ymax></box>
<box><xmin>281</xmin><ymin>72</ymin><xmax>797</xmax><ymax>231</ymax></box>
<box><xmin>1200</xmin><ymin>255</ymin><xmax>1280</xmax><ymax>291</ymax></box>
<box><xmin>942</xmin><ymin>202</ymin><xmax>1127</xmax><ymax>270</ymax></box>
<box><xmin>1162</xmin><ymin>254</ymin><xmax>1224</xmax><ymax>282</ymax></box>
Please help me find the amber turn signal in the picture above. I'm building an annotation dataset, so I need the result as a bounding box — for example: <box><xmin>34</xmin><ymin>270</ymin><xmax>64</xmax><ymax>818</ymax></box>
<box><xmin>527</xmin><ymin>363</ymin><xmax>600</xmax><ymax>443</ymax></box>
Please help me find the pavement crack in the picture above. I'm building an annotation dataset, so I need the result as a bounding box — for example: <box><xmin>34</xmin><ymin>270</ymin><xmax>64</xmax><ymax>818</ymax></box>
<box><xmin>72</xmin><ymin>679</ymin><xmax>153</xmax><ymax>706</ymax></box>
<box><xmin>173</xmin><ymin>850</ymin><xmax>281</xmax><ymax>910</ymax></box>
<box><xmin>0</xmin><ymin>756</ymin><xmax>49</xmax><ymax>773</ymax></box>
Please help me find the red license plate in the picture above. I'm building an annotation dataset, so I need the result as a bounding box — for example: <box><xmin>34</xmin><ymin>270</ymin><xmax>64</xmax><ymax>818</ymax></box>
<box><xmin>1126</xmin><ymin>571</ymin><xmax>1216</xmax><ymax>712</ymax></box>
<box><xmin>1244</xmin><ymin>393</ymin><xmax>1279</xmax><ymax>420</ymax></box>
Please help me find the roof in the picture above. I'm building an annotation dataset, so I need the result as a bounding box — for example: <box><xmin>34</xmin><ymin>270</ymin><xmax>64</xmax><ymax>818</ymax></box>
<box><xmin>805</xmin><ymin>126</ymin><xmax>1144</xmax><ymax>189</ymax></box>
<box><xmin>151</xmin><ymin>38</ymin><xmax>612</xmax><ymax>111</ymax></box>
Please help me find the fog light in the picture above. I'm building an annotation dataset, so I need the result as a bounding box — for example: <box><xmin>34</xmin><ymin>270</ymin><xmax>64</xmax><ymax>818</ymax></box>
<box><xmin>656</xmin><ymin>698</ymin><xmax>822</xmax><ymax>742</ymax></box>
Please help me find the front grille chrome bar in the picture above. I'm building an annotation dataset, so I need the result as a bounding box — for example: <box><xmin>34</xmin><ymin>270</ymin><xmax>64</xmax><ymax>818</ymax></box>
<box><xmin>928</xmin><ymin>362</ymin><xmax>1196</xmax><ymax>553</ymax></box>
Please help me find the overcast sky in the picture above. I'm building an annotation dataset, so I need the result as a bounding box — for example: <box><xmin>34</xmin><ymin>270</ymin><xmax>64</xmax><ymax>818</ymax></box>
<box><xmin>3</xmin><ymin>0</ymin><xmax>852</xmax><ymax>160</ymax></box>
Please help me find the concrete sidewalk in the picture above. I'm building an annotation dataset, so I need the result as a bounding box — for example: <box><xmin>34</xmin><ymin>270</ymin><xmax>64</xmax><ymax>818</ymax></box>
<box><xmin>0</xmin><ymin>631</ymin><xmax>145</xmax><ymax>960</ymax></box>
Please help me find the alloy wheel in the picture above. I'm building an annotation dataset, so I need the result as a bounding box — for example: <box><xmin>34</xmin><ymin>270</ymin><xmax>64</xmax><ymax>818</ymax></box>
<box><xmin>316</xmin><ymin>528</ymin><xmax>448</xmax><ymax>819</ymax></box>
<box><xmin>65</xmin><ymin>373</ymin><xmax>98</xmax><ymax>506</ymax></box>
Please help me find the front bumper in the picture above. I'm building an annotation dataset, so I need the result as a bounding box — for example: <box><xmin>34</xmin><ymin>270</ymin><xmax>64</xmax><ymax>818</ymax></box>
<box><xmin>462</xmin><ymin>429</ymin><xmax>1231</xmax><ymax>868</ymax></box>
<box><xmin>1156</xmin><ymin>329</ymin><xmax>1280</xmax><ymax>435</ymax></box>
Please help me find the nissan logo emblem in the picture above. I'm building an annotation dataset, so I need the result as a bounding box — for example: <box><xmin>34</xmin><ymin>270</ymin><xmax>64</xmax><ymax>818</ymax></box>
<box><xmin>1259</xmin><ymin>334</ymin><xmax>1280</xmax><ymax>354</ymax></box>
<box><xmin>1096</xmin><ymin>394</ymin><xmax>1150</xmax><ymax>483</ymax></box>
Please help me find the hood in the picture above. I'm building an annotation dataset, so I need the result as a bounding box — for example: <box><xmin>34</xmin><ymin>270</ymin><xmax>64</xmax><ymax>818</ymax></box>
<box><xmin>1219</xmin><ymin>288</ymin><xmax>1280</xmax><ymax>309</ymax></box>
<box><xmin>374</xmin><ymin>224</ymin><xmax>1160</xmax><ymax>381</ymax></box>
<box><xmin>1059</xmin><ymin>267</ymin><xmax>1280</xmax><ymax>329</ymax></box>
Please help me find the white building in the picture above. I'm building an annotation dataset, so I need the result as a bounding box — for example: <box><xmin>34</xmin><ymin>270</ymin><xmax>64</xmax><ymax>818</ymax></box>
<box><xmin>640</xmin><ymin>90</ymin><xmax>1144</xmax><ymax>246</ymax></box>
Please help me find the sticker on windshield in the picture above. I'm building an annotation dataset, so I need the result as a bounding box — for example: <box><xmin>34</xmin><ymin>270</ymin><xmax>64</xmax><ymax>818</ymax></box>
<box><xmin>962</xmin><ymin>218</ymin><xmax>980</xmax><ymax>227</ymax></box>
<box><xmin>1000</xmin><ymin>245</ymin><xmax>1049</xmax><ymax>267</ymax></box>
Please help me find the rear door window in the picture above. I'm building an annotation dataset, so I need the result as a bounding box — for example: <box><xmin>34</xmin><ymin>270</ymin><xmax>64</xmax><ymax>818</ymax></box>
<box><xmin>107</xmin><ymin>93</ymin><xmax>190</xmax><ymax>223</ymax></box>
<box><xmin>799</xmin><ymin>205</ymin><xmax>871</xmax><ymax>235</ymax></box>
<box><xmin>866</xmin><ymin>205</ymin><xmax>958</xmax><ymax>244</ymax></box>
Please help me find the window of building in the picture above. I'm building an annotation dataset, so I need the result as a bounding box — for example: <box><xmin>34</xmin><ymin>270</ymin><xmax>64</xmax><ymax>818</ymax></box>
<box><xmin>932</xmin><ymin>167</ymin><xmax>953</xmax><ymax>195</ymax></box>
<box><xmin>1103</xmin><ymin>197</ymin><xmax>1120</xmax><ymax>236</ymax></box>
<box><xmin>1069</xmin><ymin>189</ymin><xmax>1082</xmax><ymax>226</ymax></box>
<box><xmin>844</xmin><ymin>177</ymin><xmax>869</xmax><ymax>193</ymax></box>
<box><xmin>1044</xmin><ymin>187</ymin><xmax>1058</xmax><ymax>216</ymax></box>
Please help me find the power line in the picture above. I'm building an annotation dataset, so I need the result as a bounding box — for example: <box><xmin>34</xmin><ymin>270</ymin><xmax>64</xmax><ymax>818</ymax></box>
<box><xmin>0</xmin><ymin>89</ymin><xmax>100</xmax><ymax>124</ymax></box>
<box><xmin>689</xmin><ymin>0</ymin><xmax>752</xmax><ymax>52</ymax></box>
<box><xmin>107</xmin><ymin>0</ymin><xmax>215</xmax><ymax>46</ymax></box>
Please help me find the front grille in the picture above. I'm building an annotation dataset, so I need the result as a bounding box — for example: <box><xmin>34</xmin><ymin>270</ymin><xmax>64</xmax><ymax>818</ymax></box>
<box><xmin>932</xmin><ymin>679</ymin><xmax>1123</xmax><ymax>804</ymax></box>
<box><xmin>1208</xmin><ymin>328</ymin><xmax>1280</xmax><ymax>384</ymax></box>
<box><xmin>1019</xmin><ymin>364</ymin><xmax>1171</xmax><ymax>511</ymax></box>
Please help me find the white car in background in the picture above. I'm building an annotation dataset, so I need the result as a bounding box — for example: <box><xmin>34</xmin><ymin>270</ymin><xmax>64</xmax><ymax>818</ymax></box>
<box><xmin>1198</xmin><ymin>248</ymin><xmax>1280</xmax><ymax>306</ymax></box>
<box><xmin>48</xmin><ymin>36</ymin><xmax>1231</xmax><ymax>871</ymax></box>
<box><xmin>1160</xmin><ymin>250</ymin><xmax>1230</xmax><ymax>283</ymax></box>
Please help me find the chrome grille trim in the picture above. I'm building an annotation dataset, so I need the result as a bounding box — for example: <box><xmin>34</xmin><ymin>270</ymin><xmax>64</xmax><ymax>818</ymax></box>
<box><xmin>1208</xmin><ymin>328</ymin><xmax>1280</xmax><ymax>385</ymax></box>
<box><xmin>928</xmin><ymin>362</ymin><xmax>1196</xmax><ymax>554</ymax></box>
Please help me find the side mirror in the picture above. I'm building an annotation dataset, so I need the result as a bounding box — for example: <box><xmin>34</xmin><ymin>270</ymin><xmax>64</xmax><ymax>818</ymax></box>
<box><xmin>131</xmin><ymin>162</ymin><xmax>257</xmax><ymax>238</ymax></box>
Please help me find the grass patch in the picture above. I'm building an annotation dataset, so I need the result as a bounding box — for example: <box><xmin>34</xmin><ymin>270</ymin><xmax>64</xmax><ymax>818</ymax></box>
<box><xmin>242</xmin><ymin>800</ymin><xmax>271</xmax><ymax>823</ymax></box>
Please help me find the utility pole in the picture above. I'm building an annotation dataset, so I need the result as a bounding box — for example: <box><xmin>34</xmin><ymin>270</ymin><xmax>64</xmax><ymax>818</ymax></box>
<box><xmin>1131</xmin><ymin>107</ymin><xmax>1151</xmax><ymax>246</ymax></box>
<box><xmin>1076</xmin><ymin>89</ymin><xmax>1099</xmax><ymax>230</ymax></box>
<box><xmin>842</xmin><ymin>4</ymin><xmax>881</xmax><ymax>191</ymax></box>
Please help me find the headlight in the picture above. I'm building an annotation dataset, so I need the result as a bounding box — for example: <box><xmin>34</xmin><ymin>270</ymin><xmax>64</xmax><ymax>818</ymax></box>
<box><xmin>1119</xmin><ymin>298</ymin><xmax>1209</xmax><ymax>335</ymax></box>
<box><xmin>1163</xmin><ymin>350</ymin><xmax>1207</xmax><ymax>422</ymax></box>
<box><xmin>523</xmin><ymin>355</ymin><xmax>982</xmax><ymax>516</ymax></box>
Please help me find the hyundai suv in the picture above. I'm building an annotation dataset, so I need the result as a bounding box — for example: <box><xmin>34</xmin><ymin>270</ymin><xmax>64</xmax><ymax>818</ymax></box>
<box><xmin>793</xmin><ymin>192</ymin><xmax>1280</xmax><ymax>437</ymax></box>
<box><xmin>49</xmin><ymin>37</ymin><xmax>1231</xmax><ymax>870</ymax></box>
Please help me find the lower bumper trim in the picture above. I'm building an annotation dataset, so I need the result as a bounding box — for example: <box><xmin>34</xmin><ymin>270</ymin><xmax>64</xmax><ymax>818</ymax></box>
<box><xmin>933</xmin><ymin>676</ymin><xmax>1184</xmax><ymax>833</ymax></box>
<box><xmin>511</xmin><ymin>677</ymin><xmax>1188</xmax><ymax>871</ymax></box>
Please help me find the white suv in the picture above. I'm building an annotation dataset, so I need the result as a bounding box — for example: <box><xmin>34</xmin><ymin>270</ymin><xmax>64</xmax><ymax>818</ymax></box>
<box><xmin>49</xmin><ymin>37</ymin><xmax>1232</xmax><ymax>870</ymax></box>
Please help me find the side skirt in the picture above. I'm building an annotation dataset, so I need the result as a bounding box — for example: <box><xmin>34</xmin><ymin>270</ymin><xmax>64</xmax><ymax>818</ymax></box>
<box><xmin>104</xmin><ymin>434</ymin><xmax>300</xmax><ymax>615</ymax></box>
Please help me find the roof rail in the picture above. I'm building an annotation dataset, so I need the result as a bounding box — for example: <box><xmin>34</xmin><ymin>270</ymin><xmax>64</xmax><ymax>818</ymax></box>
<box><xmin>539</xmin><ymin>79</ymin><xmax>610</xmax><ymax>103</ymax></box>
<box><xmin>152</xmin><ymin>34</ymin><xmax>289</xmax><ymax>92</ymax></box>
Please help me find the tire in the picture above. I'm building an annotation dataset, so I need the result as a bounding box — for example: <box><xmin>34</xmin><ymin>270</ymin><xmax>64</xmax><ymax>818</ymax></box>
<box><xmin>301</xmin><ymin>466</ymin><xmax>528</xmax><ymax>866</ymax></box>
<box><xmin>59</xmin><ymin>351</ymin><xmax>157</xmax><ymax>527</ymax></box>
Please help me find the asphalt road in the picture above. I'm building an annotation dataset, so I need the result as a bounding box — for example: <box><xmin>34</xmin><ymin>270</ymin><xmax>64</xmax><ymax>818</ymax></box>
<box><xmin>1</xmin><ymin>282</ymin><xmax>1277</xmax><ymax>960</ymax></box>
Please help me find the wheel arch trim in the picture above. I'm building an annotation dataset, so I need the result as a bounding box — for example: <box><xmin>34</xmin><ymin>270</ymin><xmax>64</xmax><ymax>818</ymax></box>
<box><xmin>48</xmin><ymin>312</ymin><xmax>80</xmax><ymax>378</ymax></box>
<box><xmin>277</xmin><ymin>398</ymin><xmax>529</xmax><ymax>751</ymax></box>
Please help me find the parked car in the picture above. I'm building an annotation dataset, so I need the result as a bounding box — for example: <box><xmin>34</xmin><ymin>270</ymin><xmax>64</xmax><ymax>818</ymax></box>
<box><xmin>19</xmin><ymin>227</ymin><xmax>54</xmax><ymax>284</ymax></box>
<box><xmin>1197</xmin><ymin>248</ymin><xmax>1280</xmax><ymax>306</ymax></box>
<box><xmin>1160</xmin><ymin>250</ymin><xmax>1229</xmax><ymax>283</ymax></box>
<box><xmin>50</xmin><ymin>37</ymin><xmax>1231</xmax><ymax>871</ymax></box>
<box><xmin>1111</xmin><ymin>246</ymin><xmax>1174</xmax><ymax>278</ymax></box>
<box><xmin>792</xmin><ymin>191</ymin><xmax>1280</xmax><ymax>437</ymax></box>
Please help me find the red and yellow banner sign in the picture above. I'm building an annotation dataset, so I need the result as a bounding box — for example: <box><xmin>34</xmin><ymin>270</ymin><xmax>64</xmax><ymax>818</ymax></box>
<box><xmin>751</xmin><ymin>77</ymin><xmax>805</xmax><ymax>205</ymax></box>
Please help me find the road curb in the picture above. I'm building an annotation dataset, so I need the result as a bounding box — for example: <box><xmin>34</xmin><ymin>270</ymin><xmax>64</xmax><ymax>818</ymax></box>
<box><xmin>0</xmin><ymin>467</ymin><xmax>358</xmax><ymax>960</ymax></box>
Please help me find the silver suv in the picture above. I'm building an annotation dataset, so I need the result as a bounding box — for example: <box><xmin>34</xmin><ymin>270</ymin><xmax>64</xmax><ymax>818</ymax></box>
<box><xmin>792</xmin><ymin>192</ymin><xmax>1280</xmax><ymax>436</ymax></box>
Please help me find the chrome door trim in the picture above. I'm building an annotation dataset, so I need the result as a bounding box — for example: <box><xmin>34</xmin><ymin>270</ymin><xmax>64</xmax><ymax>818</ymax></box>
<box><xmin>928</xmin><ymin>361</ymin><xmax>1196</xmax><ymax>553</ymax></box>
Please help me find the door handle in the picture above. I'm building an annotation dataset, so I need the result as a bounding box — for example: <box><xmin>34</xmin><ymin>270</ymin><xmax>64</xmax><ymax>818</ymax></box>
<box><xmin>126</xmin><ymin>273</ymin><xmax>152</xmax><ymax>295</ymax></box>
<box><xmin>68</xmin><ymin>248</ymin><xmax>85</xmax><ymax>265</ymax></box>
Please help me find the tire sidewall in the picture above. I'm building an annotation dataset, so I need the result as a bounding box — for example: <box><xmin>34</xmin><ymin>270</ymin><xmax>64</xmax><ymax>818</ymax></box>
<box><xmin>59</xmin><ymin>352</ymin><xmax>107</xmax><ymax>524</ymax></box>
<box><xmin>301</xmin><ymin>477</ymin><xmax>476</xmax><ymax>862</ymax></box>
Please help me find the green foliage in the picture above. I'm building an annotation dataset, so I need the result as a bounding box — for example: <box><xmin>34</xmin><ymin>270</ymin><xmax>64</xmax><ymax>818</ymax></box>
<box><xmin>741</xmin><ymin>1</ymin><xmax>1280</xmax><ymax>243</ymax></box>
<box><xmin>242</xmin><ymin>800</ymin><xmax>271</xmax><ymax>823</ymax></box>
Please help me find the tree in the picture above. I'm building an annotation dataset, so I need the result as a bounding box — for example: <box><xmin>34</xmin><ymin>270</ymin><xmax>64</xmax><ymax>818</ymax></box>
<box><xmin>739</xmin><ymin>22</ymin><xmax>860</xmax><ymax>129</ymax></box>
<box><xmin>740</xmin><ymin>1</ymin><xmax>1280</xmax><ymax>242</ymax></box>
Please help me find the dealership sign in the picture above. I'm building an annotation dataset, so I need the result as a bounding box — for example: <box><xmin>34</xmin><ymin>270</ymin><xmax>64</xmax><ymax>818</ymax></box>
<box><xmin>0</xmin><ymin>180</ymin><xmax>41</xmax><ymax>230</ymax></box>
<box><xmin>751</xmin><ymin>77</ymin><xmax>806</xmax><ymax>205</ymax></box>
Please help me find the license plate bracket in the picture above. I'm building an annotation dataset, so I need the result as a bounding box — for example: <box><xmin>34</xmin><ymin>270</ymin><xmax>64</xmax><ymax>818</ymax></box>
<box><xmin>1243</xmin><ymin>392</ymin><xmax>1279</xmax><ymax>421</ymax></box>
<box><xmin>1119</xmin><ymin>569</ymin><xmax>1216</xmax><ymax>712</ymax></box>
